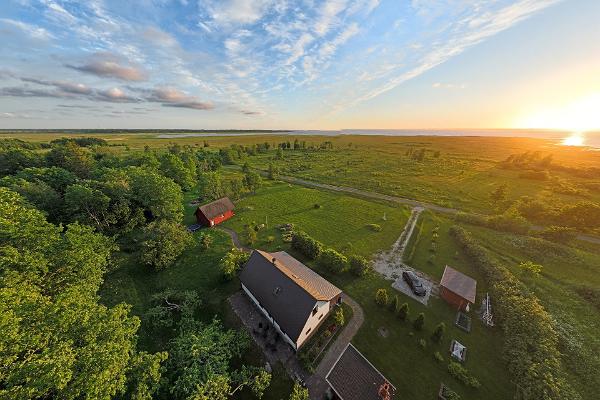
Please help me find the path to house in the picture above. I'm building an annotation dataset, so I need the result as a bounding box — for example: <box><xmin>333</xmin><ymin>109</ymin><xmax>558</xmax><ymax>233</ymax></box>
<box><xmin>216</xmin><ymin>226</ymin><xmax>251</xmax><ymax>252</ymax></box>
<box><xmin>305</xmin><ymin>295</ymin><xmax>364</xmax><ymax>399</ymax></box>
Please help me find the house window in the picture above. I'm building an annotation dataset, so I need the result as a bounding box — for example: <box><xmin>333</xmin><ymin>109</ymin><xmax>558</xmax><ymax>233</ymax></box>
<box><xmin>306</xmin><ymin>328</ymin><xmax>311</xmax><ymax>335</ymax></box>
<box><xmin>312</xmin><ymin>306</ymin><xmax>318</xmax><ymax>316</ymax></box>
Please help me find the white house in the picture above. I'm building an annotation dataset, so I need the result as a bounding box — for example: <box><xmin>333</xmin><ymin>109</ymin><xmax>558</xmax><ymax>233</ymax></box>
<box><xmin>239</xmin><ymin>249</ymin><xmax>343</xmax><ymax>351</ymax></box>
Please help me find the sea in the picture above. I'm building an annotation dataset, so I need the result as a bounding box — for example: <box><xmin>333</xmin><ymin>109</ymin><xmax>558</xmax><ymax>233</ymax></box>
<box><xmin>157</xmin><ymin>129</ymin><xmax>600</xmax><ymax>149</ymax></box>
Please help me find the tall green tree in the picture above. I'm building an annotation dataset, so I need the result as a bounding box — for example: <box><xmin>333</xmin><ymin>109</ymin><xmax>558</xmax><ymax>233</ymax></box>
<box><xmin>141</xmin><ymin>220</ymin><xmax>193</xmax><ymax>270</ymax></box>
<box><xmin>127</xmin><ymin>167</ymin><xmax>184</xmax><ymax>222</ymax></box>
<box><xmin>0</xmin><ymin>188</ymin><xmax>164</xmax><ymax>399</ymax></box>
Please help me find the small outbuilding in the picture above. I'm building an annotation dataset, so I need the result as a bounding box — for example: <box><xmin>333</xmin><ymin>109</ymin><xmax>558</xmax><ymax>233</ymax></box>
<box><xmin>440</xmin><ymin>265</ymin><xmax>477</xmax><ymax>311</ymax></box>
<box><xmin>195</xmin><ymin>197</ymin><xmax>235</xmax><ymax>227</ymax></box>
<box><xmin>326</xmin><ymin>343</ymin><xmax>396</xmax><ymax>400</ymax></box>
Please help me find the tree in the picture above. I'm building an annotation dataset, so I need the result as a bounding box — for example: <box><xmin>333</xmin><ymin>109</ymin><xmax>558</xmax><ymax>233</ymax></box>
<box><xmin>127</xmin><ymin>167</ymin><xmax>184</xmax><ymax>222</ymax></box>
<box><xmin>124</xmin><ymin>351</ymin><xmax>169</xmax><ymax>400</ymax></box>
<box><xmin>0</xmin><ymin>188</ymin><xmax>164</xmax><ymax>399</ymax></box>
<box><xmin>490</xmin><ymin>183</ymin><xmax>508</xmax><ymax>203</ymax></box>
<box><xmin>392</xmin><ymin>295</ymin><xmax>401</xmax><ymax>313</ymax></box>
<box><xmin>0</xmin><ymin>147</ymin><xmax>43</xmax><ymax>175</ymax></box>
<box><xmin>244</xmin><ymin>225</ymin><xmax>257</xmax><ymax>245</ymax></box>
<box><xmin>145</xmin><ymin>289</ymin><xmax>201</xmax><ymax>329</ymax></box>
<box><xmin>413</xmin><ymin>313</ymin><xmax>425</xmax><ymax>330</ymax></box>
<box><xmin>243</xmin><ymin>171</ymin><xmax>262</xmax><ymax>193</ymax></box>
<box><xmin>167</xmin><ymin>320</ymin><xmax>250</xmax><ymax>399</ymax></box>
<box><xmin>288</xmin><ymin>382</ymin><xmax>309</xmax><ymax>400</ymax></box>
<box><xmin>159</xmin><ymin>152</ymin><xmax>195</xmax><ymax>191</ymax></box>
<box><xmin>397</xmin><ymin>302</ymin><xmax>409</xmax><ymax>320</ymax></box>
<box><xmin>268</xmin><ymin>163</ymin><xmax>279</xmax><ymax>179</ymax></box>
<box><xmin>220</xmin><ymin>248</ymin><xmax>250</xmax><ymax>280</ymax></box>
<box><xmin>519</xmin><ymin>261</ymin><xmax>543</xmax><ymax>277</ymax></box>
<box><xmin>141</xmin><ymin>220</ymin><xmax>193</xmax><ymax>270</ymax></box>
<box><xmin>349</xmin><ymin>254</ymin><xmax>370</xmax><ymax>276</ymax></box>
<box><xmin>242</xmin><ymin>162</ymin><xmax>250</xmax><ymax>173</ymax></box>
<box><xmin>198</xmin><ymin>172</ymin><xmax>225</xmax><ymax>201</ymax></box>
<box><xmin>46</xmin><ymin>142</ymin><xmax>95</xmax><ymax>178</ymax></box>
<box><xmin>536</xmin><ymin>226</ymin><xmax>576</xmax><ymax>244</ymax></box>
<box><xmin>375</xmin><ymin>288</ymin><xmax>389</xmax><ymax>306</ymax></box>
<box><xmin>291</xmin><ymin>231</ymin><xmax>323</xmax><ymax>259</ymax></box>
<box><xmin>65</xmin><ymin>183</ymin><xmax>112</xmax><ymax>229</ymax></box>
<box><xmin>432</xmin><ymin>322</ymin><xmax>446</xmax><ymax>343</ymax></box>
<box><xmin>319</xmin><ymin>248</ymin><xmax>347</xmax><ymax>273</ymax></box>
<box><xmin>334</xmin><ymin>307</ymin><xmax>345</xmax><ymax>327</ymax></box>
<box><xmin>199</xmin><ymin>232</ymin><xmax>213</xmax><ymax>250</ymax></box>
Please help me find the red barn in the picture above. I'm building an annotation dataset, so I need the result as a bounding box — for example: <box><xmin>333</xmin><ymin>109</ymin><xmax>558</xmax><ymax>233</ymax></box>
<box><xmin>440</xmin><ymin>265</ymin><xmax>477</xmax><ymax>311</ymax></box>
<box><xmin>195</xmin><ymin>197</ymin><xmax>235</xmax><ymax>227</ymax></box>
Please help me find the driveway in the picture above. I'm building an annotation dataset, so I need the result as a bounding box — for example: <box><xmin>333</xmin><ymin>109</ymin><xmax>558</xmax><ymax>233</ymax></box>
<box><xmin>392</xmin><ymin>269</ymin><xmax>435</xmax><ymax>306</ymax></box>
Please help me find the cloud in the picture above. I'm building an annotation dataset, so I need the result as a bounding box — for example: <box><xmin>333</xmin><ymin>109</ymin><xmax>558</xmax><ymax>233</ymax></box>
<box><xmin>20</xmin><ymin>77</ymin><xmax>93</xmax><ymax>95</ymax></box>
<box><xmin>163</xmin><ymin>101</ymin><xmax>214</xmax><ymax>110</ymax></box>
<box><xmin>202</xmin><ymin>0</ymin><xmax>274</xmax><ymax>26</ymax></box>
<box><xmin>96</xmin><ymin>87</ymin><xmax>139</xmax><ymax>102</ymax></box>
<box><xmin>314</xmin><ymin>0</ymin><xmax>347</xmax><ymax>36</ymax></box>
<box><xmin>135</xmin><ymin>86</ymin><xmax>215</xmax><ymax>110</ymax></box>
<box><xmin>67</xmin><ymin>53</ymin><xmax>147</xmax><ymax>81</ymax></box>
<box><xmin>143</xmin><ymin>27</ymin><xmax>179</xmax><ymax>48</ymax></box>
<box><xmin>0</xmin><ymin>18</ymin><xmax>54</xmax><ymax>41</ymax></box>
<box><xmin>432</xmin><ymin>82</ymin><xmax>466</xmax><ymax>89</ymax></box>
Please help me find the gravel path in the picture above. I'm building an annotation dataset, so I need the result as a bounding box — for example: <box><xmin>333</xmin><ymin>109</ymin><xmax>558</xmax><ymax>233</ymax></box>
<box><xmin>216</xmin><ymin>226</ymin><xmax>251</xmax><ymax>252</ymax></box>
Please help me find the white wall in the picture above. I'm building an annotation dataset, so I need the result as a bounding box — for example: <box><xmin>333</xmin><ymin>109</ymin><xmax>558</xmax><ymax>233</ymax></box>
<box><xmin>297</xmin><ymin>300</ymin><xmax>330</xmax><ymax>349</ymax></box>
<box><xmin>241</xmin><ymin>283</ymin><xmax>298</xmax><ymax>350</ymax></box>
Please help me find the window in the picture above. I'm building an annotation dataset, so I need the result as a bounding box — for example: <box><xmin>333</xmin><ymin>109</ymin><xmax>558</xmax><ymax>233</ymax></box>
<box><xmin>312</xmin><ymin>306</ymin><xmax>318</xmax><ymax>316</ymax></box>
<box><xmin>318</xmin><ymin>314</ymin><xmax>323</xmax><ymax>320</ymax></box>
<box><xmin>306</xmin><ymin>328</ymin><xmax>311</xmax><ymax>335</ymax></box>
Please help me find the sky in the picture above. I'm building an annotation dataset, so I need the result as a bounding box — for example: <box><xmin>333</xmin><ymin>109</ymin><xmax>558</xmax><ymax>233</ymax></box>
<box><xmin>0</xmin><ymin>0</ymin><xmax>599</xmax><ymax>130</ymax></box>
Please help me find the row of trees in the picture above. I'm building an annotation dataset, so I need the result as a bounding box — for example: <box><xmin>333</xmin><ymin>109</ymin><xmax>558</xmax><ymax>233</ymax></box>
<box><xmin>449</xmin><ymin>226</ymin><xmax>580</xmax><ymax>400</ymax></box>
<box><xmin>291</xmin><ymin>231</ymin><xmax>371</xmax><ymax>276</ymax></box>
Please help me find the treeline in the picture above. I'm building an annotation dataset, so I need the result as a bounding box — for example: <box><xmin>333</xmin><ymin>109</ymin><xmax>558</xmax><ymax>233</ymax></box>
<box><xmin>449</xmin><ymin>226</ymin><xmax>580</xmax><ymax>400</ymax></box>
<box><xmin>501</xmin><ymin>150</ymin><xmax>600</xmax><ymax>179</ymax></box>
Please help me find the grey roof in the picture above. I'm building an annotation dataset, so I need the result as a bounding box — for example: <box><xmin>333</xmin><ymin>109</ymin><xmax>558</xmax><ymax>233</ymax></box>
<box><xmin>326</xmin><ymin>343</ymin><xmax>396</xmax><ymax>400</ymax></box>
<box><xmin>197</xmin><ymin>197</ymin><xmax>234</xmax><ymax>220</ymax></box>
<box><xmin>440</xmin><ymin>265</ymin><xmax>477</xmax><ymax>303</ymax></box>
<box><xmin>239</xmin><ymin>250</ymin><xmax>341</xmax><ymax>343</ymax></box>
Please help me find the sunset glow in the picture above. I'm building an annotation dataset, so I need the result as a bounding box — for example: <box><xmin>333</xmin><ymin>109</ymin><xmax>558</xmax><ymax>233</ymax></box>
<box><xmin>562</xmin><ymin>132</ymin><xmax>585</xmax><ymax>146</ymax></box>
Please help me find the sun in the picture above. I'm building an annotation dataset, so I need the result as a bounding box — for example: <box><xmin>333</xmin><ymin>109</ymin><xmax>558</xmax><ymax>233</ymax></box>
<box><xmin>562</xmin><ymin>132</ymin><xmax>585</xmax><ymax>146</ymax></box>
<box><xmin>515</xmin><ymin>93</ymin><xmax>600</xmax><ymax>143</ymax></box>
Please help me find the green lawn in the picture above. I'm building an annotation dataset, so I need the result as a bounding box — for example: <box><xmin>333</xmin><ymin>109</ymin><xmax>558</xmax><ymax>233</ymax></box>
<box><xmin>221</xmin><ymin>180</ymin><xmax>411</xmax><ymax>257</ymax></box>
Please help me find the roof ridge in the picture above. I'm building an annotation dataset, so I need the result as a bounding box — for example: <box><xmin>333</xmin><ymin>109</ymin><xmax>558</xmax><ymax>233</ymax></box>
<box><xmin>256</xmin><ymin>250</ymin><xmax>327</xmax><ymax>301</ymax></box>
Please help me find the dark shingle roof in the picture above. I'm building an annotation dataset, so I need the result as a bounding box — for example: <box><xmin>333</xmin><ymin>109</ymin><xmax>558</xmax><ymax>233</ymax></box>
<box><xmin>440</xmin><ymin>265</ymin><xmax>477</xmax><ymax>303</ymax></box>
<box><xmin>197</xmin><ymin>197</ymin><xmax>234</xmax><ymax>220</ymax></box>
<box><xmin>326</xmin><ymin>344</ymin><xmax>396</xmax><ymax>400</ymax></box>
<box><xmin>239</xmin><ymin>250</ymin><xmax>341</xmax><ymax>343</ymax></box>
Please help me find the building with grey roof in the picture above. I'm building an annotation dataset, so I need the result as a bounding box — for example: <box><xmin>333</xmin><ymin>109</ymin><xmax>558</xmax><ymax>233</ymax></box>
<box><xmin>239</xmin><ymin>249</ymin><xmax>342</xmax><ymax>351</ymax></box>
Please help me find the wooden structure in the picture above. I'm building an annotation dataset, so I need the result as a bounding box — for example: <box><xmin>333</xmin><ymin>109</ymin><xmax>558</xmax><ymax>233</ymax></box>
<box><xmin>440</xmin><ymin>265</ymin><xmax>477</xmax><ymax>311</ymax></box>
<box><xmin>195</xmin><ymin>197</ymin><xmax>235</xmax><ymax>227</ymax></box>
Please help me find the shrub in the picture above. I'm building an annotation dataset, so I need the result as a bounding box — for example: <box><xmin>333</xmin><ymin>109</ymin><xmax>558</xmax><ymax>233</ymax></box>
<box><xmin>319</xmin><ymin>248</ymin><xmax>348</xmax><ymax>273</ymax></box>
<box><xmin>314</xmin><ymin>203</ymin><xmax>321</xmax><ymax>209</ymax></box>
<box><xmin>334</xmin><ymin>308</ymin><xmax>345</xmax><ymax>327</ymax></box>
<box><xmin>392</xmin><ymin>295</ymin><xmax>401</xmax><ymax>313</ymax></box>
<box><xmin>418</xmin><ymin>338</ymin><xmax>426</xmax><ymax>349</ymax></box>
<box><xmin>219</xmin><ymin>248</ymin><xmax>250</xmax><ymax>280</ymax></box>
<box><xmin>536</xmin><ymin>226</ymin><xmax>577</xmax><ymax>244</ymax></box>
<box><xmin>349</xmin><ymin>254</ymin><xmax>370</xmax><ymax>276</ymax></box>
<box><xmin>447</xmin><ymin>362</ymin><xmax>480</xmax><ymax>388</ymax></box>
<box><xmin>375</xmin><ymin>289</ymin><xmax>389</xmax><ymax>306</ymax></box>
<box><xmin>291</xmin><ymin>231</ymin><xmax>323</xmax><ymax>259</ymax></box>
<box><xmin>397</xmin><ymin>302</ymin><xmax>409</xmax><ymax>320</ymax></box>
<box><xmin>434</xmin><ymin>351</ymin><xmax>444</xmax><ymax>363</ymax></box>
<box><xmin>518</xmin><ymin>261</ymin><xmax>543</xmax><ymax>276</ymax></box>
<box><xmin>243</xmin><ymin>225</ymin><xmax>257</xmax><ymax>245</ymax></box>
<box><xmin>366</xmin><ymin>223</ymin><xmax>382</xmax><ymax>232</ymax></box>
<box><xmin>432</xmin><ymin>322</ymin><xmax>446</xmax><ymax>343</ymax></box>
<box><xmin>198</xmin><ymin>232</ymin><xmax>213</xmax><ymax>250</ymax></box>
<box><xmin>413</xmin><ymin>313</ymin><xmax>425</xmax><ymax>331</ymax></box>
<box><xmin>266</xmin><ymin>235</ymin><xmax>275</xmax><ymax>244</ymax></box>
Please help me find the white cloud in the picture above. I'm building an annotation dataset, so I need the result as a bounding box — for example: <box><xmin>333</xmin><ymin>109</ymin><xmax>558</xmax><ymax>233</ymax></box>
<box><xmin>314</xmin><ymin>0</ymin><xmax>347</xmax><ymax>36</ymax></box>
<box><xmin>0</xmin><ymin>18</ymin><xmax>54</xmax><ymax>41</ymax></box>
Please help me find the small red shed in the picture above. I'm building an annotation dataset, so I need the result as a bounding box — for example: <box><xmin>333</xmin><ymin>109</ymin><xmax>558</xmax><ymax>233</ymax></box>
<box><xmin>440</xmin><ymin>265</ymin><xmax>477</xmax><ymax>311</ymax></box>
<box><xmin>195</xmin><ymin>197</ymin><xmax>235</xmax><ymax>227</ymax></box>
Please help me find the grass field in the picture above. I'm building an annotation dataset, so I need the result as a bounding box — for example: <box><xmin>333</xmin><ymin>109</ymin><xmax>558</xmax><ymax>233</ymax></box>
<box><xmin>221</xmin><ymin>180</ymin><xmax>411</xmax><ymax>257</ymax></box>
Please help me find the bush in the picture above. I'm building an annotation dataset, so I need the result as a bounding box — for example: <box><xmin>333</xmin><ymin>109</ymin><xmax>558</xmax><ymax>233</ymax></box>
<box><xmin>334</xmin><ymin>308</ymin><xmax>345</xmax><ymax>327</ymax></box>
<box><xmin>447</xmin><ymin>362</ymin><xmax>480</xmax><ymax>388</ymax></box>
<box><xmin>314</xmin><ymin>203</ymin><xmax>321</xmax><ymax>209</ymax></box>
<box><xmin>413</xmin><ymin>313</ymin><xmax>425</xmax><ymax>331</ymax></box>
<box><xmin>434</xmin><ymin>351</ymin><xmax>444</xmax><ymax>363</ymax></box>
<box><xmin>392</xmin><ymin>295</ymin><xmax>401</xmax><ymax>313</ymax></box>
<box><xmin>518</xmin><ymin>261</ymin><xmax>543</xmax><ymax>276</ymax></box>
<box><xmin>375</xmin><ymin>289</ymin><xmax>389</xmax><ymax>306</ymax></box>
<box><xmin>349</xmin><ymin>254</ymin><xmax>370</xmax><ymax>276</ymax></box>
<box><xmin>536</xmin><ymin>226</ymin><xmax>577</xmax><ymax>244</ymax></box>
<box><xmin>418</xmin><ymin>338</ymin><xmax>426</xmax><ymax>349</ymax></box>
<box><xmin>291</xmin><ymin>231</ymin><xmax>323</xmax><ymax>259</ymax></box>
<box><xmin>198</xmin><ymin>232</ymin><xmax>213</xmax><ymax>250</ymax></box>
<box><xmin>219</xmin><ymin>248</ymin><xmax>250</xmax><ymax>280</ymax></box>
<box><xmin>397</xmin><ymin>302</ymin><xmax>409</xmax><ymax>320</ymax></box>
<box><xmin>366</xmin><ymin>223</ymin><xmax>382</xmax><ymax>232</ymax></box>
<box><xmin>432</xmin><ymin>322</ymin><xmax>446</xmax><ymax>343</ymax></box>
<box><xmin>319</xmin><ymin>248</ymin><xmax>348</xmax><ymax>273</ymax></box>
